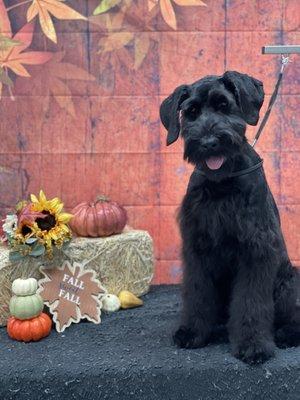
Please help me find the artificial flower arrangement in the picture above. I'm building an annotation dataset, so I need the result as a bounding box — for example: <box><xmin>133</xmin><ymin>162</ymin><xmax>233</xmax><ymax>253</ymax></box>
<box><xmin>2</xmin><ymin>190</ymin><xmax>73</xmax><ymax>262</ymax></box>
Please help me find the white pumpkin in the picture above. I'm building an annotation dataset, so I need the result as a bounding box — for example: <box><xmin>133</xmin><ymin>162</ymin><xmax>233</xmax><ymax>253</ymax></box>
<box><xmin>12</xmin><ymin>278</ymin><xmax>38</xmax><ymax>296</ymax></box>
<box><xmin>101</xmin><ymin>294</ymin><xmax>121</xmax><ymax>312</ymax></box>
<box><xmin>9</xmin><ymin>293</ymin><xmax>44</xmax><ymax>320</ymax></box>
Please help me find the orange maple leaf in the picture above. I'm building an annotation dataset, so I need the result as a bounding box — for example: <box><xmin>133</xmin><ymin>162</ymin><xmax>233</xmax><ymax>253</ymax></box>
<box><xmin>27</xmin><ymin>0</ymin><xmax>87</xmax><ymax>43</ymax></box>
<box><xmin>39</xmin><ymin>261</ymin><xmax>105</xmax><ymax>332</ymax></box>
<box><xmin>40</xmin><ymin>51</ymin><xmax>95</xmax><ymax>117</ymax></box>
<box><xmin>0</xmin><ymin>0</ymin><xmax>11</xmax><ymax>36</ymax></box>
<box><xmin>0</xmin><ymin>22</ymin><xmax>52</xmax><ymax>78</ymax></box>
<box><xmin>14</xmin><ymin>51</ymin><xmax>95</xmax><ymax>116</ymax></box>
<box><xmin>150</xmin><ymin>0</ymin><xmax>206</xmax><ymax>30</ymax></box>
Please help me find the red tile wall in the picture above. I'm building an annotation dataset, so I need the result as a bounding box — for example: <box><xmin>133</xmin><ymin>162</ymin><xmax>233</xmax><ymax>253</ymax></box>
<box><xmin>0</xmin><ymin>0</ymin><xmax>299</xmax><ymax>283</ymax></box>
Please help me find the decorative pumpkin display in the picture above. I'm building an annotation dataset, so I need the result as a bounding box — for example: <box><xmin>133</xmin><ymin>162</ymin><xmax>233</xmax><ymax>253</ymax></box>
<box><xmin>9</xmin><ymin>278</ymin><xmax>44</xmax><ymax>320</ymax></box>
<box><xmin>12</xmin><ymin>278</ymin><xmax>38</xmax><ymax>296</ymax></box>
<box><xmin>7</xmin><ymin>313</ymin><xmax>52</xmax><ymax>342</ymax></box>
<box><xmin>102</xmin><ymin>294</ymin><xmax>121</xmax><ymax>312</ymax></box>
<box><xmin>118</xmin><ymin>290</ymin><xmax>143</xmax><ymax>309</ymax></box>
<box><xmin>9</xmin><ymin>294</ymin><xmax>44</xmax><ymax>320</ymax></box>
<box><xmin>69</xmin><ymin>196</ymin><xmax>127</xmax><ymax>237</ymax></box>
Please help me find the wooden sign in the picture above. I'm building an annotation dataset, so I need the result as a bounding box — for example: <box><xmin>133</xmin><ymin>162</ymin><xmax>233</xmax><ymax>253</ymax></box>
<box><xmin>38</xmin><ymin>261</ymin><xmax>106</xmax><ymax>332</ymax></box>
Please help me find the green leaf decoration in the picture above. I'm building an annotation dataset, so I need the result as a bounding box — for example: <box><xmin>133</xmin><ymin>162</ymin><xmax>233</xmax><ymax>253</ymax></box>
<box><xmin>93</xmin><ymin>0</ymin><xmax>122</xmax><ymax>15</ymax></box>
<box><xmin>30</xmin><ymin>244</ymin><xmax>46</xmax><ymax>257</ymax></box>
<box><xmin>9</xmin><ymin>251</ymin><xmax>24</xmax><ymax>262</ymax></box>
<box><xmin>25</xmin><ymin>237</ymin><xmax>38</xmax><ymax>244</ymax></box>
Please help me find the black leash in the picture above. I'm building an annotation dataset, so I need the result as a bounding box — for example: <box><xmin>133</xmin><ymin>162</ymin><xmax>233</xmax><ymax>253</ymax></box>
<box><xmin>252</xmin><ymin>55</ymin><xmax>290</xmax><ymax>147</ymax></box>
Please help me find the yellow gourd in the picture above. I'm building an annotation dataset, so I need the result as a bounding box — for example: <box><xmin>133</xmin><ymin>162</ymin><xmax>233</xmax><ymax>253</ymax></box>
<box><xmin>118</xmin><ymin>290</ymin><xmax>143</xmax><ymax>309</ymax></box>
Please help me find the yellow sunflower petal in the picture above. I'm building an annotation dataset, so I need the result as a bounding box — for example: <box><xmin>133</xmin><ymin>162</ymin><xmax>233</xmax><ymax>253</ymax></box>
<box><xmin>49</xmin><ymin>231</ymin><xmax>58</xmax><ymax>240</ymax></box>
<box><xmin>56</xmin><ymin>205</ymin><xmax>64</xmax><ymax>214</ymax></box>
<box><xmin>51</xmin><ymin>201</ymin><xmax>64</xmax><ymax>213</ymax></box>
<box><xmin>57</xmin><ymin>213</ymin><xmax>73</xmax><ymax>223</ymax></box>
<box><xmin>39</xmin><ymin>190</ymin><xmax>47</xmax><ymax>204</ymax></box>
<box><xmin>49</xmin><ymin>197</ymin><xmax>61</xmax><ymax>207</ymax></box>
<box><xmin>59</xmin><ymin>223</ymin><xmax>71</xmax><ymax>232</ymax></box>
<box><xmin>30</xmin><ymin>194</ymin><xmax>39</xmax><ymax>203</ymax></box>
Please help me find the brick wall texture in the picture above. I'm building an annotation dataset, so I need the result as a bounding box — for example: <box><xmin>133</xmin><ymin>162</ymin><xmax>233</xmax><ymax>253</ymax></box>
<box><xmin>0</xmin><ymin>0</ymin><xmax>299</xmax><ymax>283</ymax></box>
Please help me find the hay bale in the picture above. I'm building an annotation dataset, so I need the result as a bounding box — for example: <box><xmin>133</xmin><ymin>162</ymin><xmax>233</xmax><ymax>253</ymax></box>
<box><xmin>0</xmin><ymin>230</ymin><xmax>154</xmax><ymax>326</ymax></box>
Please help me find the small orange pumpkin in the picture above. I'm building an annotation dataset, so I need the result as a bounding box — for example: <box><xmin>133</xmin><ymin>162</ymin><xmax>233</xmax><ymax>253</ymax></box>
<box><xmin>69</xmin><ymin>196</ymin><xmax>128</xmax><ymax>237</ymax></box>
<box><xmin>7</xmin><ymin>313</ymin><xmax>52</xmax><ymax>342</ymax></box>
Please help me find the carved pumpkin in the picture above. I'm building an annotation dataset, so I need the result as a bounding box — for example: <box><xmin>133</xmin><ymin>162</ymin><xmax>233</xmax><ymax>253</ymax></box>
<box><xmin>9</xmin><ymin>294</ymin><xmax>44</xmax><ymax>320</ymax></box>
<box><xmin>7</xmin><ymin>313</ymin><xmax>52</xmax><ymax>342</ymax></box>
<box><xmin>69</xmin><ymin>196</ymin><xmax>127</xmax><ymax>237</ymax></box>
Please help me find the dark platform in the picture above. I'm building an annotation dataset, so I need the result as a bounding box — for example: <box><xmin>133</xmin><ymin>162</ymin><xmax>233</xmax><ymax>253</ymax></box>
<box><xmin>0</xmin><ymin>285</ymin><xmax>299</xmax><ymax>400</ymax></box>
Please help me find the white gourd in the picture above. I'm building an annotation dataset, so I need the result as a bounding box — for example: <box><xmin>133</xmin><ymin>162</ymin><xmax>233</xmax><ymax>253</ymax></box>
<box><xmin>12</xmin><ymin>278</ymin><xmax>38</xmax><ymax>296</ymax></box>
<box><xmin>101</xmin><ymin>294</ymin><xmax>121</xmax><ymax>312</ymax></box>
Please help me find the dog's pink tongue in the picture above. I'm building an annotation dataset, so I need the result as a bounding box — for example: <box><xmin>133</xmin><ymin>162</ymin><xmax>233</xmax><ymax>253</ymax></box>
<box><xmin>205</xmin><ymin>156</ymin><xmax>225</xmax><ymax>170</ymax></box>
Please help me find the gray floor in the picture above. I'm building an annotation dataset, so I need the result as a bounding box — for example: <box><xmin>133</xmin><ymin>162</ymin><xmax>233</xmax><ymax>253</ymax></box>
<box><xmin>0</xmin><ymin>285</ymin><xmax>299</xmax><ymax>400</ymax></box>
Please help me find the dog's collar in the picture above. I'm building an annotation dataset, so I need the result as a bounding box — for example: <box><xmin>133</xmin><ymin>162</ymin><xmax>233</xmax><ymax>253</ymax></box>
<box><xmin>195</xmin><ymin>160</ymin><xmax>264</xmax><ymax>178</ymax></box>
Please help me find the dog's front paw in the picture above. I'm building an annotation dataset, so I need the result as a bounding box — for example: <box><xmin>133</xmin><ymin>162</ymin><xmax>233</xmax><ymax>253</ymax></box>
<box><xmin>173</xmin><ymin>326</ymin><xmax>207</xmax><ymax>349</ymax></box>
<box><xmin>233</xmin><ymin>340</ymin><xmax>275</xmax><ymax>365</ymax></box>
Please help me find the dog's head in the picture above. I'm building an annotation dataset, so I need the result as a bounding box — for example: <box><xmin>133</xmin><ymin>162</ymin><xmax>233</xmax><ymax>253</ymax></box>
<box><xmin>160</xmin><ymin>71</ymin><xmax>264</xmax><ymax>180</ymax></box>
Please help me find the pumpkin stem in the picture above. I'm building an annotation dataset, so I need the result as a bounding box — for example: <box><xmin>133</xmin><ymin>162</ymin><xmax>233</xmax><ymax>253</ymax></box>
<box><xmin>95</xmin><ymin>195</ymin><xmax>110</xmax><ymax>203</ymax></box>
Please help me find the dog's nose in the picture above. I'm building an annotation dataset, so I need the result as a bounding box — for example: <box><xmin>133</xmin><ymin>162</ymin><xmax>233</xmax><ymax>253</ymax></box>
<box><xmin>201</xmin><ymin>137</ymin><xmax>219</xmax><ymax>150</ymax></box>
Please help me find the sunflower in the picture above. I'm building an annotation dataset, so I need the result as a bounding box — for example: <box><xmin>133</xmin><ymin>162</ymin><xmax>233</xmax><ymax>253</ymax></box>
<box><xmin>23</xmin><ymin>190</ymin><xmax>73</xmax><ymax>255</ymax></box>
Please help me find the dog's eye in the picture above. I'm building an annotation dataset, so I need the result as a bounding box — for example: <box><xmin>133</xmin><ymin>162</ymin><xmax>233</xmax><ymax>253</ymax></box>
<box><xmin>216</xmin><ymin>99</ymin><xmax>229</xmax><ymax>111</ymax></box>
<box><xmin>186</xmin><ymin>105</ymin><xmax>199</xmax><ymax>119</ymax></box>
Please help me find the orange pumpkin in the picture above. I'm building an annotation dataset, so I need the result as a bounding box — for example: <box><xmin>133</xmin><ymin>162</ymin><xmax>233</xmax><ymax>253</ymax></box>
<box><xmin>69</xmin><ymin>196</ymin><xmax>128</xmax><ymax>237</ymax></box>
<box><xmin>7</xmin><ymin>313</ymin><xmax>52</xmax><ymax>342</ymax></box>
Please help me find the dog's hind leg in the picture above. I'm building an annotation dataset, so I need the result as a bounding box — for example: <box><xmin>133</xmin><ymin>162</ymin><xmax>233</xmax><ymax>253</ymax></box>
<box><xmin>274</xmin><ymin>262</ymin><xmax>300</xmax><ymax>348</ymax></box>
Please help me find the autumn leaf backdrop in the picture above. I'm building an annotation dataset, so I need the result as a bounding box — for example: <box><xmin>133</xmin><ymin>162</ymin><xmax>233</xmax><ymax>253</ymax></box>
<box><xmin>0</xmin><ymin>0</ymin><xmax>300</xmax><ymax>283</ymax></box>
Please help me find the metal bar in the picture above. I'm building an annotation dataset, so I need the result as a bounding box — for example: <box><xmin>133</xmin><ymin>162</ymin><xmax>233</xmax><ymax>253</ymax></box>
<box><xmin>262</xmin><ymin>45</ymin><xmax>300</xmax><ymax>54</ymax></box>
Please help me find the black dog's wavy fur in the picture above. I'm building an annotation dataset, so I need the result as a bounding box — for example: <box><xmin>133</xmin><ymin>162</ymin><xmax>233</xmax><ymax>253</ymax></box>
<box><xmin>160</xmin><ymin>71</ymin><xmax>300</xmax><ymax>364</ymax></box>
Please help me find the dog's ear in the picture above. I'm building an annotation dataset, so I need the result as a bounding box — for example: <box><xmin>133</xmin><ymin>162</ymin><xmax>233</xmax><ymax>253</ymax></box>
<box><xmin>160</xmin><ymin>85</ymin><xmax>190</xmax><ymax>145</ymax></box>
<box><xmin>222</xmin><ymin>71</ymin><xmax>264</xmax><ymax>125</ymax></box>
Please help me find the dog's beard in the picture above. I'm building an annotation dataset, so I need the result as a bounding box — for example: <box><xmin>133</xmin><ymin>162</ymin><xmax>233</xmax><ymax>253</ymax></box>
<box><xmin>182</xmin><ymin>115</ymin><xmax>246</xmax><ymax>172</ymax></box>
<box><xmin>183</xmin><ymin>132</ymin><xmax>243</xmax><ymax>166</ymax></box>
<box><xmin>182</xmin><ymin>129</ymin><xmax>246</xmax><ymax>181</ymax></box>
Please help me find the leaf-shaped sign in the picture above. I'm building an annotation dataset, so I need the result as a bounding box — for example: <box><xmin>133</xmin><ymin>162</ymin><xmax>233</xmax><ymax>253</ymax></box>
<box><xmin>39</xmin><ymin>261</ymin><xmax>106</xmax><ymax>332</ymax></box>
<box><xmin>26</xmin><ymin>0</ymin><xmax>87</xmax><ymax>43</ymax></box>
<box><xmin>93</xmin><ymin>0</ymin><xmax>122</xmax><ymax>15</ymax></box>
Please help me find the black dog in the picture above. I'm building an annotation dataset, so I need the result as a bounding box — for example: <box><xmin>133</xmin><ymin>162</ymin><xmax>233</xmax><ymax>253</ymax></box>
<box><xmin>160</xmin><ymin>71</ymin><xmax>300</xmax><ymax>364</ymax></box>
